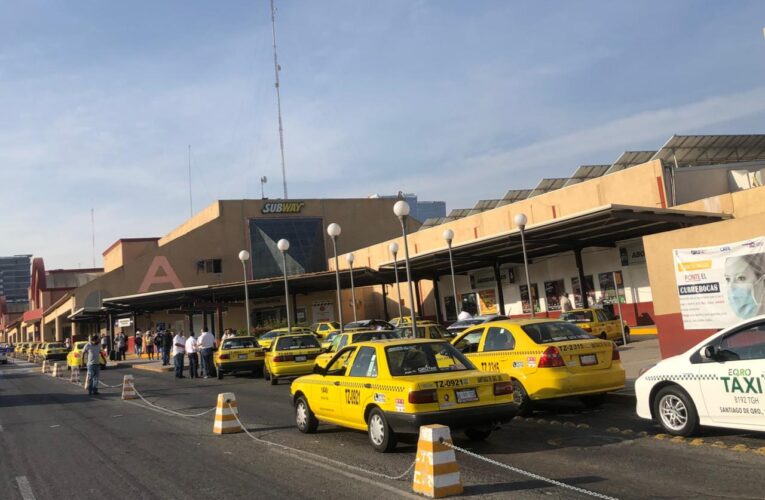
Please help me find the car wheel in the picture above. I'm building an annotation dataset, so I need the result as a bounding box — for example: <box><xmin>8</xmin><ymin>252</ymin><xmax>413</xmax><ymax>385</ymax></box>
<box><xmin>270</xmin><ymin>374</ymin><xmax>279</xmax><ymax>386</ymax></box>
<box><xmin>464</xmin><ymin>427</ymin><xmax>492</xmax><ymax>441</ymax></box>
<box><xmin>599</xmin><ymin>332</ymin><xmax>607</xmax><ymax>340</ymax></box>
<box><xmin>295</xmin><ymin>396</ymin><xmax>318</xmax><ymax>434</ymax></box>
<box><xmin>217</xmin><ymin>367</ymin><xmax>224</xmax><ymax>380</ymax></box>
<box><xmin>367</xmin><ymin>408</ymin><xmax>397</xmax><ymax>453</ymax></box>
<box><xmin>654</xmin><ymin>386</ymin><xmax>699</xmax><ymax>437</ymax></box>
<box><xmin>511</xmin><ymin>380</ymin><xmax>533</xmax><ymax>416</ymax></box>
<box><xmin>580</xmin><ymin>393</ymin><xmax>606</xmax><ymax>409</ymax></box>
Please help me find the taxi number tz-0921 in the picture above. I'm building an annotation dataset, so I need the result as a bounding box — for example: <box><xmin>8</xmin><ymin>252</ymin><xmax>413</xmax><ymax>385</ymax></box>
<box><xmin>436</xmin><ymin>379</ymin><xmax>467</xmax><ymax>388</ymax></box>
<box><xmin>345</xmin><ymin>388</ymin><xmax>360</xmax><ymax>405</ymax></box>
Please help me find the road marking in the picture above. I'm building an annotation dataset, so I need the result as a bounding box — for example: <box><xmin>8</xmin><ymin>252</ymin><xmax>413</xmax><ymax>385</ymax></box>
<box><xmin>49</xmin><ymin>425</ymin><xmax>60</xmax><ymax>428</ymax></box>
<box><xmin>0</xmin><ymin>423</ymin><xmax>4</xmax><ymax>432</ymax></box>
<box><xmin>112</xmin><ymin>415</ymin><xmax>123</xmax><ymax>418</ymax></box>
<box><xmin>16</xmin><ymin>476</ymin><xmax>36</xmax><ymax>500</ymax></box>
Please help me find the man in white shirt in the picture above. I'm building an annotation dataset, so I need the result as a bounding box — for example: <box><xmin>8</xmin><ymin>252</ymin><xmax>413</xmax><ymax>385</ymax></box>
<box><xmin>560</xmin><ymin>293</ymin><xmax>573</xmax><ymax>312</ymax></box>
<box><xmin>197</xmin><ymin>328</ymin><xmax>216</xmax><ymax>379</ymax></box>
<box><xmin>172</xmin><ymin>331</ymin><xmax>187</xmax><ymax>378</ymax></box>
<box><xmin>185</xmin><ymin>333</ymin><xmax>199</xmax><ymax>379</ymax></box>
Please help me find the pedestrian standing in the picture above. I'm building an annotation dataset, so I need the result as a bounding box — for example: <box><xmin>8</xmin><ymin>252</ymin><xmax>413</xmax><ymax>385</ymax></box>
<box><xmin>161</xmin><ymin>330</ymin><xmax>173</xmax><ymax>366</ymax></box>
<box><xmin>185</xmin><ymin>333</ymin><xmax>199</xmax><ymax>379</ymax></box>
<box><xmin>145</xmin><ymin>331</ymin><xmax>155</xmax><ymax>360</ymax></box>
<box><xmin>134</xmin><ymin>331</ymin><xmax>143</xmax><ymax>358</ymax></box>
<box><xmin>197</xmin><ymin>328</ymin><xmax>215</xmax><ymax>379</ymax></box>
<box><xmin>115</xmin><ymin>332</ymin><xmax>127</xmax><ymax>361</ymax></box>
<box><xmin>82</xmin><ymin>334</ymin><xmax>102</xmax><ymax>396</ymax></box>
<box><xmin>172</xmin><ymin>330</ymin><xmax>186</xmax><ymax>378</ymax></box>
<box><xmin>222</xmin><ymin>328</ymin><xmax>235</xmax><ymax>341</ymax></box>
<box><xmin>64</xmin><ymin>337</ymin><xmax>71</xmax><ymax>350</ymax></box>
<box><xmin>560</xmin><ymin>292</ymin><xmax>573</xmax><ymax>312</ymax></box>
<box><xmin>100</xmin><ymin>334</ymin><xmax>109</xmax><ymax>357</ymax></box>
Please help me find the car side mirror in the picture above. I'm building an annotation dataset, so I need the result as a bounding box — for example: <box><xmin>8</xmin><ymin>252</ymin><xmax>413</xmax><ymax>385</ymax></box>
<box><xmin>702</xmin><ymin>345</ymin><xmax>720</xmax><ymax>360</ymax></box>
<box><xmin>313</xmin><ymin>364</ymin><xmax>327</xmax><ymax>376</ymax></box>
<box><xmin>614</xmin><ymin>315</ymin><xmax>620</xmax><ymax>320</ymax></box>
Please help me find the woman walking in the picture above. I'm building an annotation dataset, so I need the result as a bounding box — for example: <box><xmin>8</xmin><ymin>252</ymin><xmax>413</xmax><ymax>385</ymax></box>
<box><xmin>145</xmin><ymin>330</ymin><xmax>155</xmax><ymax>360</ymax></box>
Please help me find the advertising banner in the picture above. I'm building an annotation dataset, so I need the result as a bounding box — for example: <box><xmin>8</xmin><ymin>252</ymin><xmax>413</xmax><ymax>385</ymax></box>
<box><xmin>477</xmin><ymin>289</ymin><xmax>498</xmax><ymax>315</ymax></box>
<box><xmin>673</xmin><ymin>237</ymin><xmax>765</xmax><ymax>329</ymax></box>
<box><xmin>311</xmin><ymin>301</ymin><xmax>335</xmax><ymax>322</ymax></box>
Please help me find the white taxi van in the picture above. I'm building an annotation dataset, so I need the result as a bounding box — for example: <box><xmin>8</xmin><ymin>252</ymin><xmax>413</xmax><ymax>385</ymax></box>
<box><xmin>636</xmin><ymin>315</ymin><xmax>765</xmax><ymax>436</ymax></box>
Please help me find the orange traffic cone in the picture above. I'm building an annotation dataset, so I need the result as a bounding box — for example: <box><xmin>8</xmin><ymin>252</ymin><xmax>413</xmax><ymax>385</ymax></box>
<box><xmin>121</xmin><ymin>375</ymin><xmax>137</xmax><ymax>400</ymax></box>
<box><xmin>412</xmin><ymin>424</ymin><xmax>463</xmax><ymax>498</ymax></box>
<box><xmin>213</xmin><ymin>393</ymin><xmax>242</xmax><ymax>435</ymax></box>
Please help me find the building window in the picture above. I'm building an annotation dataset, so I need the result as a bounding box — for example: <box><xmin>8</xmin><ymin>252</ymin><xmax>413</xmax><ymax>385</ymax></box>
<box><xmin>198</xmin><ymin>259</ymin><xmax>222</xmax><ymax>274</ymax></box>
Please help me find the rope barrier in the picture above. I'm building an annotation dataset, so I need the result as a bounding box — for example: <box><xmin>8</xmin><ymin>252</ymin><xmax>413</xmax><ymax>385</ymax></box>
<box><xmin>440</xmin><ymin>439</ymin><xmax>618</xmax><ymax>500</ymax></box>
<box><xmin>131</xmin><ymin>385</ymin><xmax>217</xmax><ymax>418</ymax></box>
<box><xmin>226</xmin><ymin>402</ymin><xmax>416</xmax><ymax>481</ymax></box>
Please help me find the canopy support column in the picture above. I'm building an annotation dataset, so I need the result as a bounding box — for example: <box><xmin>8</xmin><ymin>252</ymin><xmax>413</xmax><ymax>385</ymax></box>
<box><xmin>574</xmin><ymin>247</ymin><xmax>589</xmax><ymax>308</ymax></box>
<box><xmin>493</xmin><ymin>261</ymin><xmax>506</xmax><ymax>316</ymax></box>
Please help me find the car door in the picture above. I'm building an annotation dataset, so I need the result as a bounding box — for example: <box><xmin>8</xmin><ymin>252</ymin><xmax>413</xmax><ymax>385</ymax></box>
<box><xmin>697</xmin><ymin>320</ymin><xmax>765</xmax><ymax>428</ymax></box>
<box><xmin>340</xmin><ymin>346</ymin><xmax>379</xmax><ymax>423</ymax></box>
<box><xmin>318</xmin><ymin>347</ymin><xmax>358</xmax><ymax>421</ymax></box>
<box><xmin>475</xmin><ymin>325</ymin><xmax>517</xmax><ymax>374</ymax></box>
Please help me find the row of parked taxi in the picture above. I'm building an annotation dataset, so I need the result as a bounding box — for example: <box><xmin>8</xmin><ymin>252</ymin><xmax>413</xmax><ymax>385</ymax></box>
<box><xmin>213</xmin><ymin>313</ymin><xmax>627</xmax><ymax>452</ymax></box>
<box><xmin>9</xmin><ymin>341</ymin><xmax>107</xmax><ymax>369</ymax></box>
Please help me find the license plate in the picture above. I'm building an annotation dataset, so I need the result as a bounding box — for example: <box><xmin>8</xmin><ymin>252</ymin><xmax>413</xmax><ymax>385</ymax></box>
<box><xmin>295</xmin><ymin>355</ymin><xmax>307</xmax><ymax>362</ymax></box>
<box><xmin>580</xmin><ymin>354</ymin><xmax>598</xmax><ymax>366</ymax></box>
<box><xmin>238</xmin><ymin>354</ymin><xmax>247</xmax><ymax>359</ymax></box>
<box><xmin>455</xmin><ymin>388</ymin><xmax>478</xmax><ymax>403</ymax></box>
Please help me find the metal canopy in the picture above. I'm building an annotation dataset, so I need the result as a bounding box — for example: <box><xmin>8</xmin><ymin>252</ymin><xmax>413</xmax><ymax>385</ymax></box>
<box><xmin>652</xmin><ymin>135</ymin><xmax>765</xmax><ymax>166</ymax></box>
<box><xmin>379</xmin><ymin>204</ymin><xmax>729</xmax><ymax>279</ymax></box>
<box><xmin>102</xmin><ymin>268</ymin><xmax>390</xmax><ymax>314</ymax></box>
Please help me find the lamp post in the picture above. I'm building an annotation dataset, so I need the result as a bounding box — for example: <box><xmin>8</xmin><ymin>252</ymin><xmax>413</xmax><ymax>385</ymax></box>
<box><xmin>277</xmin><ymin>238</ymin><xmax>291</xmax><ymax>334</ymax></box>
<box><xmin>443</xmin><ymin>228</ymin><xmax>460</xmax><ymax>320</ymax></box>
<box><xmin>393</xmin><ymin>201</ymin><xmax>418</xmax><ymax>337</ymax></box>
<box><xmin>389</xmin><ymin>242</ymin><xmax>403</xmax><ymax>320</ymax></box>
<box><xmin>238</xmin><ymin>250</ymin><xmax>252</xmax><ymax>334</ymax></box>
<box><xmin>327</xmin><ymin>223</ymin><xmax>344</xmax><ymax>333</ymax></box>
<box><xmin>514</xmin><ymin>213</ymin><xmax>535</xmax><ymax>318</ymax></box>
<box><xmin>347</xmin><ymin>253</ymin><xmax>357</xmax><ymax>322</ymax></box>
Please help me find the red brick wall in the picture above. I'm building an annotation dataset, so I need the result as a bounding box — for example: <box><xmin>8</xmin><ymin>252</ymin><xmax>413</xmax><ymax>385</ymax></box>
<box><xmin>654</xmin><ymin>312</ymin><xmax>717</xmax><ymax>358</ymax></box>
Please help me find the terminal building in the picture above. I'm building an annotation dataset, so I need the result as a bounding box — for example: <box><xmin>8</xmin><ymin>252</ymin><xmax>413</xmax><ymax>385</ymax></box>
<box><xmin>2</xmin><ymin>134</ymin><xmax>764</xmax><ymax>361</ymax></box>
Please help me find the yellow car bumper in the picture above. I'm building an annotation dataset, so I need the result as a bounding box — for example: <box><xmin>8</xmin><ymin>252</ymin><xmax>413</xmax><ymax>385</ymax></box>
<box><xmin>526</xmin><ymin>366</ymin><xmax>626</xmax><ymax>400</ymax></box>
<box><xmin>269</xmin><ymin>360</ymin><xmax>316</xmax><ymax>378</ymax></box>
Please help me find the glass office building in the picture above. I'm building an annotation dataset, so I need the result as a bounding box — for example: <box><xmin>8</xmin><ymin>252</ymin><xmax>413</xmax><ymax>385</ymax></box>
<box><xmin>249</xmin><ymin>218</ymin><xmax>327</xmax><ymax>279</ymax></box>
<box><xmin>0</xmin><ymin>255</ymin><xmax>32</xmax><ymax>303</ymax></box>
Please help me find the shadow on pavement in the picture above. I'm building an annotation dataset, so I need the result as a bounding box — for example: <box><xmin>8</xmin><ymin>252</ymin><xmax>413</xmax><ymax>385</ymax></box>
<box><xmin>462</xmin><ymin>475</ymin><xmax>608</xmax><ymax>496</ymax></box>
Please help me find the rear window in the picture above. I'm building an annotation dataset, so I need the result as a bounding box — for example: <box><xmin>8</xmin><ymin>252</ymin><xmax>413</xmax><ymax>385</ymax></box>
<box><xmin>386</xmin><ymin>342</ymin><xmax>474</xmax><ymax>376</ymax></box>
<box><xmin>522</xmin><ymin>322</ymin><xmax>594</xmax><ymax>344</ymax></box>
<box><xmin>260</xmin><ymin>330</ymin><xmax>284</xmax><ymax>340</ymax></box>
<box><xmin>351</xmin><ymin>331</ymin><xmax>398</xmax><ymax>343</ymax></box>
<box><xmin>275</xmin><ymin>335</ymin><xmax>320</xmax><ymax>351</ymax></box>
<box><xmin>560</xmin><ymin>311</ymin><xmax>594</xmax><ymax>323</ymax></box>
<box><xmin>447</xmin><ymin>319</ymin><xmax>483</xmax><ymax>330</ymax></box>
<box><xmin>223</xmin><ymin>338</ymin><xmax>258</xmax><ymax>350</ymax></box>
<box><xmin>47</xmin><ymin>343</ymin><xmax>64</xmax><ymax>349</ymax></box>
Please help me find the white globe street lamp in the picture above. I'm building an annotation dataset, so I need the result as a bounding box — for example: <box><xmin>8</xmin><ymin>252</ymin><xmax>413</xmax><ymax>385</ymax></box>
<box><xmin>346</xmin><ymin>253</ymin><xmax>357</xmax><ymax>322</ymax></box>
<box><xmin>514</xmin><ymin>213</ymin><xmax>534</xmax><ymax>318</ymax></box>
<box><xmin>277</xmin><ymin>239</ymin><xmax>292</xmax><ymax>333</ymax></box>
<box><xmin>442</xmin><ymin>228</ymin><xmax>460</xmax><ymax>320</ymax></box>
<box><xmin>393</xmin><ymin>200</ymin><xmax>419</xmax><ymax>337</ymax></box>
<box><xmin>238</xmin><ymin>250</ymin><xmax>252</xmax><ymax>334</ymax></box>
<box><xmin>327</xmin><ymin>223</ymin><xmax>344</xmax><ymax>332</ymax></box>
<box><xmin>389</xmin><ymin>242</ymin><xmax>403</xmax><ymax>320</ymax></box>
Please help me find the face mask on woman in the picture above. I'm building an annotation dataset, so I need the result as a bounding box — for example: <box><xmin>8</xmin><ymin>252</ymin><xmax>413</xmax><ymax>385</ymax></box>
<box><xmin>728</xmin><ymin>275</ymin><xmax>764</xmax><ymax>318</ymax></box>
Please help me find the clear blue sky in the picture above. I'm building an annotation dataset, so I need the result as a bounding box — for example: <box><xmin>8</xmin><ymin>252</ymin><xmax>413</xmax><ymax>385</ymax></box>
<box><xmin>2</xmin><ymin>0</ymin><xmax>764</xmax><ymax>268</ymax></box>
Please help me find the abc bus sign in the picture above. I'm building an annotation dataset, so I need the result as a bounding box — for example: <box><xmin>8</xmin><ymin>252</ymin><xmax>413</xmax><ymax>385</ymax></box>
<box><xmin>261</xmin><ymin>201</ymin><xmax>306</xmax><ymax>214</ymax></box>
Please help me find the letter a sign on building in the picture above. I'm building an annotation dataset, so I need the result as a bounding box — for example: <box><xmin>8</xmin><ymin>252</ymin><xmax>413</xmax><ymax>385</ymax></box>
<box><xmin>138</xmin><ymin>256</ymin><xmax>184</xmax><ymax>293</ymax></box>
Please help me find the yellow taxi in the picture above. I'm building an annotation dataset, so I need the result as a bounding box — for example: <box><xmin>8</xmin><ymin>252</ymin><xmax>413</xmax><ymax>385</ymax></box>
<box><xmin>36</xmin><ymin>342</ymin><xmax>68</xmax><ymax>363</ymax></box>
<box><xmin>320</xmin><ymin>331</ymin><xmax>341</xmax><ymax>350</ymax></box>
<box><xmin>29</xmin><ymin>342</ymin><xmax>43</xmax><ymax>360</ymax></box>
<box><xmin>389</xmin><ymin>316</ymin><xmax>419</xmax><ymax>327</ymax></box>
<box><xmin>258</xmin><ymin>327</ymin><xmax>314</xmax><ymax>350</ymax></box>
<box><xmin>316</xmin><ymin>330</ymin><xmax>400</xmax><ymax>368</ymax></box>
<box><xmin>67</xmin><ymin>341</ymin><xmax>107</xmax><ymax>370</ymax></box>
<box><xmin>560</xmin><ymin>308</ymin><xmax>630</xmax><ymax>343</ymax></box>
<box><xmin>309</xmin><ymin>321</ymin><xmax>340</xmax><ymax>339</ymax></box>
<box><xmin>214</xmin><ymin>336</ymin><xmax>265</xmax><ymax>379</ymax></box>
<box><xmin>393</xmin><ymin>321</ymin><xmax>452</xmax><ymax>340</ymax></box>
<box><xmin>291</xmin><ymin>338</ymin><xmax>516</xmax><ymax>452</ymax></box>
<box><xmin>15</xmin><ymin>342</ymin><xmax>28</xmax><ymax>356</ymax></box>
<box><xmin>451</xmin><ymin>319</ymin><xmax>625</xmax><ymax>415</ymax></box>
<box><xmin>264</xmin><ymin>334</ymin><xmax>323</xmax><ymax>385</ymax></box>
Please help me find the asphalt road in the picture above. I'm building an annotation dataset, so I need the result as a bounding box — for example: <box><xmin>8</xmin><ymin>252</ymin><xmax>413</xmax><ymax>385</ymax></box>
<box><xmin>1</xmin><ymin>360</ymin><xmax>764</xmax><ymax>500</ymax></box>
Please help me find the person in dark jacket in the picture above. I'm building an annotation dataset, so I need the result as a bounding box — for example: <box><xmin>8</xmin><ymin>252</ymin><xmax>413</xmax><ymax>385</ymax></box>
<box><xmin>161</xmin><ymin>330</ymin><xmax>173</xmax><ymax>366</ymax></box>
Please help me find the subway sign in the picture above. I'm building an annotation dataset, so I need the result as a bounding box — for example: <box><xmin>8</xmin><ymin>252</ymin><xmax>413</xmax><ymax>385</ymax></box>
<box><xmin>261</xmin><ymin>201</ymin><xmax>306</xmax><ymax>214</ymax></box>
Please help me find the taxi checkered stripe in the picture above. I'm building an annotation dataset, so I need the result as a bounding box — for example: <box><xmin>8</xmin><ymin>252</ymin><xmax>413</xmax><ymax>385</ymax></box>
<box><xmin>645</xmin><ymin>373</ymin><xmax>719</xmax><ymax>382</ymax></box>
<box><xmin>472</xmin><ymin>351</ymin><xmax>542</xmax><ymax>356</ymax></box>
<box><xmin>298</xmin><ymin>379</ymin><xmax>405</xmax><ymax>392</ymax></box>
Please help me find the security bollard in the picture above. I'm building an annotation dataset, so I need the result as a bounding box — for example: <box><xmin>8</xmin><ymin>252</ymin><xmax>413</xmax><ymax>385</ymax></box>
<box><xmin>121</xmin><ymin>375</ymin><xmax>137</xmax><ymax>400</ymax></box>
<box><xmin>412</xmin><ymin>425</ymin><xmax>463</xmax><ymax>498</ymax></box>
<box><xmin>213</xmin><ymin>393</ymin><xmax>242</xmax><ymax>435</ymax></box>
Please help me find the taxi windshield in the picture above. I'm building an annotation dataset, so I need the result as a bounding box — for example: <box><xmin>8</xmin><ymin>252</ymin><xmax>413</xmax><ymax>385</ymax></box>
<box><xmin>260</xmin><ymin>330</ymin><xmax>284</xmax><ymax>340</ymax></box>
<box><xmin>385</xmin><ymin>342</ymin><xmax>474</xmax><ymax>376</ymax></box>
<box><xmin>522</xmin><ymin>321</ymin><xmax>594</xmax><ymax>344</ymax></box>
<box><xmin>275</xmin><ymin>335</ymin><xmax>320</xmax><ymax>350</ymax></box>
<box><xmin>47</xmin><ymin>343</ymin><xmax>64</xmax><ymax>349</ymax></box>
<box><xmin>222</xmin><ymin>338</ymin><xmax>258</xmax><ymax>350</ymax></box>
<box><xmin>560</xmin><ymin>311</ymin><xmax>594</xmax><ymax>323</ymax></box>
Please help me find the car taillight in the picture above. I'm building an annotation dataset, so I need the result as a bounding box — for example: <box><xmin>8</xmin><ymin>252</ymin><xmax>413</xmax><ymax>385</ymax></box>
<box><xmin>612</xmin><ymin>342</ymin><xmax>620</xmax><ymax>361</ymax></box>
<box><xmin>73</xmin><ymin>353</ymin><xmax>79</xmax><ymax>358</ymax></box>
<box><xmin>408</xmin><ymin>389</ymin><xmax>438</xmax><ymax>404</ymax></box>
<box><xmin>493</xmin><ymin>381</ymin><xmax>514</xmax><ymax>396</ymax></box>
<box><xmin>273</xmin><ymin>355</ymin><xmax>294</xmax><ymax>362</ymax></box>
<box><xmin>538</xmin><ymin>346</ymin><xmax>565</xmax><ymax>368</ymax></box>
<box><xmin>581</xmin><ymin>326</ymin><xmax>592</xmax><ymax>332</ymax></box>
<box><xmin>219</xmin><ymin>353</ymin><xmax>230</xmax><ymax>360</ymax></box>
